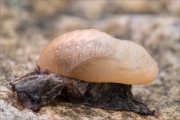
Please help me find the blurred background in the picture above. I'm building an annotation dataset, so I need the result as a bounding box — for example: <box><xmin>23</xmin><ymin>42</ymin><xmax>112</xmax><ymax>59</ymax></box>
<box><xmin>0</xmin><ymin>0</ymin><xmax>180</xmax><ymax>119</ymax></box>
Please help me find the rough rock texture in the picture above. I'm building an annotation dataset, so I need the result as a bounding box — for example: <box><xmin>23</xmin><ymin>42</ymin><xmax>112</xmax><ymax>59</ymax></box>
<box><xmin>0</xmin><ymin>0</ymin><xmax>180</xmax><ymax>120</ymax></box>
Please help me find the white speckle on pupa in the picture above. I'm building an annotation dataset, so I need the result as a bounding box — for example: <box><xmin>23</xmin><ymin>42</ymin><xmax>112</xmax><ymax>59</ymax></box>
<box><xmin>87</xmin><ymin>44</ymin><xmax>92</xmax><ymax>47</ymax></box>
<box><xmin>76</xmin><ymin>46</ymin><xmax>80</xmax><ymax>49</ymax></box>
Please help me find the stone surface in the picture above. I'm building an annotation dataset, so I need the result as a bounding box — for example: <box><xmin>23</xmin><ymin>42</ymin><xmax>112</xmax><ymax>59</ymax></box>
<box><xmin>0</xmin><ymin>0</ymin><xmax>180</xmax><ymax>120</ymax></box>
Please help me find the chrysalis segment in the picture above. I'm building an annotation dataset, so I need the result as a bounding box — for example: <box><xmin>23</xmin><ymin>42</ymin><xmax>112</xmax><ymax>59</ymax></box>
<box><xmin>38</xmin><ymin>29</ymin><xmax>158</xmax><ymax>85</ymax></box>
